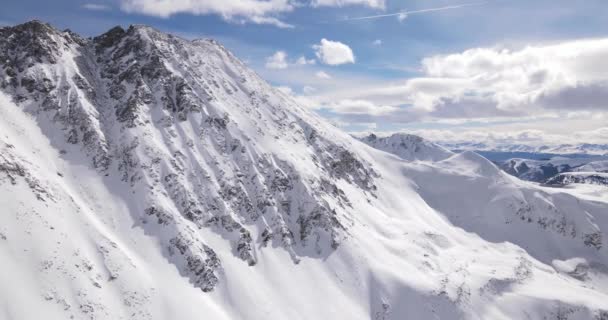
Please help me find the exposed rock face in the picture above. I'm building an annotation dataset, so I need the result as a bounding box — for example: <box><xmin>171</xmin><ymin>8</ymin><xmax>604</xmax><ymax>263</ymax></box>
<box><xmin>0</xmin><ymin>21</ymin><xmax>378</xmax><ymax>291</ymax></box>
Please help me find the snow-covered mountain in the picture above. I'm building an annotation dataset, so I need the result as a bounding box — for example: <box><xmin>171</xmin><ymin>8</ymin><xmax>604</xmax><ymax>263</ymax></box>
<box><xmin>499</xmin><ymin>158</ymin><xmax>568</xmax><ymax>182</ymax></box>
<box><xmin>573</xmin><ymin>160</ymin><xmax>608</xmax><ymax>173</ymax></box>
<box><xmin>357</xmin><ymin>133</ymin><xmax>453</xmax><ymax>162</ymax></box>
<box><xmin>2</xmin><ymin>21</ymin><xmax>608</xmax><ymax>320</ymax></box>
<box><xmin>547</xmin><ymin>172</ymin><xmax>608</xmax><ymax>187</ymax></box>
<box><xmin>498</xmin><ymin>157</ymin><xmax>608</xmax><ymax>183</ymax></box>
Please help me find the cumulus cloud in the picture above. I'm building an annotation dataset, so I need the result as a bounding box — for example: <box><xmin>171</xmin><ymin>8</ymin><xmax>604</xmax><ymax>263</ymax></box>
<box><xmin>313</xmin><ymin>39</ymin><xmax>355</xmax><ymax>65</ymax></box>
<box><xmin>413</xmin><ymin>38</ymin><xmax>608</xmax><ymax>115</ymax></box>
<box><xmin>265</xmin><ymin>51</ymin><xmax>289</xmax><ymax>69</ymax></box>
<box><xmin>316</xmin><ymin>71</ymin><xmax>332</xmax><ymax>79</ymax></box>
<box><xmin>311</xmin><ymin>0</ymin><xmax>384</xmax><ymax>9</ymax></box>
<box><xmin>265</xmin><ymin>37</ymin><xmax>608</xmax><ymax>145</ymax></box>
<box><xmin>372</xmin><ymin>39</ymin><xmax>382</xmax><ymax>46</ymax></box>
<box><xmin>120</xmin><ymin>0</ymin><xmax>294</xmax><ymax>28</ymax></box>
<box><xmin>314</xmin><ymin>38</ymin><xmax>608</xmax><ymax>126</ymax></box>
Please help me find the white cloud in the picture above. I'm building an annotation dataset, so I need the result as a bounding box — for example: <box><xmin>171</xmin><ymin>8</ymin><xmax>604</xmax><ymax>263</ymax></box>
<box><xmin>265</xmin><ymin>51</ymin><xmax>289</xmax><ymax>69</ymax></box>
<box><xmin>341</xmin><ymin>2</ymin><xmax>487</xmax><ymax>22</ymax></box>
<box><xmin>295</xmin><ymin>56</ymin><xmax>316</xmax><ymax>65</ymax></box>
<box><xmin>266</xmin><ymin>51</ymin><xmax>316</xmax><ymax>69</ymax></box>
<box><xmin>275</xmin><ymin>85</ymin><xmax>294</xmax><ymax>95</ymax></box>
<box><xmin>316</xmin><ymin>71</ymin><xmax>332</xmax><ymax>79</ymax></box>
<box><xmin>266</xmin><ymin>37</ymin><xmax>608</xmax><ymax>144</ymax></box>
<box><xmin>405</xmin><ymin>127</ymin><xmax>608</xmax><ymax>149</ymax></box>
<box><xmin>302</xmin><ymin>86</ymin><xmax>317</xmax><ymax>94</ymax></box>
<box><xmin>397</xmin><ymin>12</ymin><xmax>407</xmax><ymax>22</ymax></box>
<box><xmin>83</xmin><ymin>3</ymin><xmax>110</xmax><ymax>10</ymax></box>
<box><xmin>372</xmin><ymin>39</ymin><xmax>382</xmax><ymax>46</ymax></box>
<box><xmin>325</xmin><ymin>99</ymin><xmax>398</xmax><ymax>115</ymax></box>
<box><xmin>313</xmin><ymin>39</ymin><xmax>355</xmax><ymax>65</ymax></box>
<box><xmin>276</xmin><ymin>85</ymin><xmax>324</xmax><ymax>110</ymax></box>
<box><xmin>120</xmin><ymin>0</ymin><xmax>294</xmax><ymax>28</ymax></box>
<box><xmin>311</xmin><ymin>0</ymin><xmax>385</xmax><ymax>9</ymax></box>
<box><xmin>412</xmin><ymin>38</ymin><xmax>608</xmax><ymax>116</ymax></box>
<box><xmin>315</xmin><ymin>38</ymin><xmax>608</xmax><ymax>123</ymax></box>
<box><xmin>245</xmin><ymin>15</ymin><xmax>294</xmax><ymax>28</ymax></box>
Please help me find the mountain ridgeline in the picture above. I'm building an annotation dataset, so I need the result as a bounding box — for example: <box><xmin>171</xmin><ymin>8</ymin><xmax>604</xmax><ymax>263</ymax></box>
<box><xmin>0</xmin><ymin>20</ymin><xmax>378</xmax><ymax>291</ymax></box>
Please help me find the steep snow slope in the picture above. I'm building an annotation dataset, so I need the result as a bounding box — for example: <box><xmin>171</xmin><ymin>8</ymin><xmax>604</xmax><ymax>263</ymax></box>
<box><xmin>358</xmin><ymin>133</ymin><xmax>453</xmax><ymax>162</ymax></box>
<box><xmin>403</xmin><ymin>151</ymin><xmax>607</xmax><ymax>260</ymax></box>
<box><xmin>1</xmin><ymin>21</ymin><xmax>608</xmax><ymax>320</ymax></box>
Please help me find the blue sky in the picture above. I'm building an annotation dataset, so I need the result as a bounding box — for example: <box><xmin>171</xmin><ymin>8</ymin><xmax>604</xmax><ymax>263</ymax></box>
<box><xmin>2</xmin><ymin>0</ymin><xmax>608</xmax><ymax>146</ymax></box>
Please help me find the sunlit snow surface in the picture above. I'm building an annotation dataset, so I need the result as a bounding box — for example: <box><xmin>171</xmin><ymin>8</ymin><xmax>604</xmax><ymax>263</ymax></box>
<box><xmin>1</xmin><ymin>22</ymin><xmax>608</xmax><ymax>320</ymax></box>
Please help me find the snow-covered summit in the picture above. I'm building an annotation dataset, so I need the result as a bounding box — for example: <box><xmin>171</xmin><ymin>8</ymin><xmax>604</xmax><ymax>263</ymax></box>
<box><xmin>358</xmin><ymin>132</ymin><xmax>453</xmax><ymax>162</ymax></box>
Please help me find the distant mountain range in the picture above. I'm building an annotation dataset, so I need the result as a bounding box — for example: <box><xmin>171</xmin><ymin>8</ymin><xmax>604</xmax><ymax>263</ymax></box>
<box><xmin>357</xmin><ymin>133</ymin><xmax>608</xmax><ymax>187</ymax></box>
<box><xmin>444</xmin><ymin>142</ymin><xmax>608</xmax><ymax>156</ymax></box>
<box><xmin>497</xmin><ymin>157</ymin><xmax>608</xmax><ymax>186</ymax></box>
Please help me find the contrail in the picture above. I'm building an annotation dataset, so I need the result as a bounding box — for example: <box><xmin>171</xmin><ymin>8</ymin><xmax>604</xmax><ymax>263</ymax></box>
<box><xmin>341</xmin><ymin>1</ymin><xmax>487</xmax><ymax>21</ymax></box>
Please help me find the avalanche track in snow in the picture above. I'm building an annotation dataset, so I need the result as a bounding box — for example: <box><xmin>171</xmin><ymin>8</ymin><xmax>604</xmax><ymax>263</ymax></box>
<box><xmin>1</xmin><ymin>21</ymin><xmax>608</xmax><ymax>320</ymax></box>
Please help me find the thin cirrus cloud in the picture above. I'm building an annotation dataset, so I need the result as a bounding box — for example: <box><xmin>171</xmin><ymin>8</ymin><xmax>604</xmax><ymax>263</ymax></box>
<box><xmin>340</xmin><ymin>1</ymin><xmax>487</xmax><ymax>21</ymax></box>
<box><xmin>119</xmin><ymin>0</ymin><xmax>295</xmax><ymax>28</ymax></box>
<box><xmin>311</xmin><ymin>0</ymin><xmax>385</xmax><ymax>9</ymax></box>
<box><xmin>313</xmin><ymin>39</ymin><xmax>355</xmax><ymax>65</ymax></box>
<box><xmin>82</xmin><ymin>3</ymin><xmax>111</xmax><ymax>11</ymax></box>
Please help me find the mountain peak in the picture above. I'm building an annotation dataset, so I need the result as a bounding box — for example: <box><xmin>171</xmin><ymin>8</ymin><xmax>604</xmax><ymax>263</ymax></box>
<box><xmin>358</xmin><ymin>132</ymin><xmax>453</xmax><ymax>161</ymax></box>
<box><xmin>93</xmin><ymin>25</ymin><xmax>126</xmax><ymax>49</ymax></box>
<box><xmin>125</xmin><ymin>23</ymin><xmax>166</xmax><ymax>37</ymax></box>
<box><xmin>8</xmin><ymin>19</ymin><xmax>57</xmax><ymax>33</ymax></box>
<box><xmin>0</xmin><ymin>19</ymin><xmax>379</xmax><ymax>292</ymax></box>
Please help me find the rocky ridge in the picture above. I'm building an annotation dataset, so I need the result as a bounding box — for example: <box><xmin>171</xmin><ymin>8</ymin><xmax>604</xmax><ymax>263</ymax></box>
<box><xmin>0</xmin><ymin>20</ymin><xmax>377</xmax><ymax>291</ymax></box>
